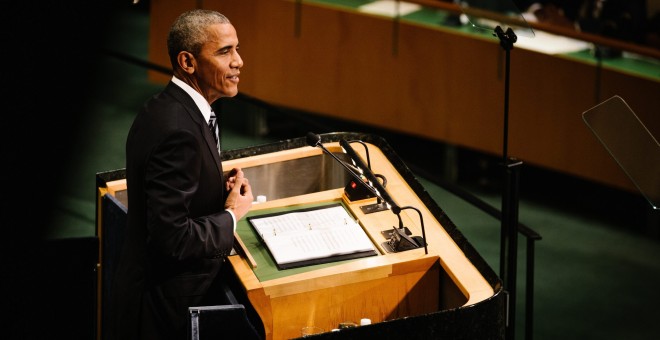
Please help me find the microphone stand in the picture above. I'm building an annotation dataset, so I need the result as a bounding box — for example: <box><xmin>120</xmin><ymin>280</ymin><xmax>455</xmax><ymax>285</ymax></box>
<box><xmin>345</xmin><ymin>140</ymin><xmax>372</xmax><ymax>169</ymax></box>
<box><xmin>306</xmin><ymin>133</ymin><xmax>383</xmax><ymax>202</ymax></box>
<box><xmin>339</xmin><ymin>139</ymin><xmax>428</xmax><ymax>255</ymax></box>
<box><xmin>307</xmin><ymin>133</ymin><xmax>428</xmax><ymax>255</ymax></box>
<box><xmin>495</xmin><ymin>25</ymin><xmax>522</xmax><ymax>340</ymax></box>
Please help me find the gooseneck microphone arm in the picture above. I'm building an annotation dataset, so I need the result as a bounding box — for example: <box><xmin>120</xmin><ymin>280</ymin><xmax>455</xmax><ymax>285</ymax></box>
<box><xmin>306</xmin><ymin>132</ymin><xmax>384</xmax><ymax>203</ymax></box>
<box><xmin>345</xmin><ymin>139</ymin><xmax>383</xmax><ymax>203</ymax></box>
<box><xmin>339</xmin><ymin>139</ymin><xmax>400</xmax><ymax>214</ymax></box>
<box><xmin>339</xmin><ymin>138</ymin><xmax>428</xmax><ymax>255</ymax></box>
<box><xmin>344</xmin><ymin>139</ymin><xmax>372</xmax><ymax>169</ymax></box>
<box><xmin>397</xmin><ymin>206</ymin><xmax>427</xmax><ymax>254</ymax></box>
<box><xmin>307</xmin><ymin>133</ymin><xmax>427</xmax><ymax>254</ymax></box>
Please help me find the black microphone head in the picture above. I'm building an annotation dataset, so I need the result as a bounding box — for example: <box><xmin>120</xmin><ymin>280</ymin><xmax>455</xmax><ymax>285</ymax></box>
<box><xmin>306</xmin><ymin>132</ymin><xmax>321</xmax><ymax>147</ymax></box>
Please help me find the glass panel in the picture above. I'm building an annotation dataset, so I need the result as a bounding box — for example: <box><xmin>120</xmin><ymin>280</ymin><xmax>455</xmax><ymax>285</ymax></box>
<box><xmin>582</xmin><ymin>95</ymin><xmax>660</xmax><ymax>210</ymax></box>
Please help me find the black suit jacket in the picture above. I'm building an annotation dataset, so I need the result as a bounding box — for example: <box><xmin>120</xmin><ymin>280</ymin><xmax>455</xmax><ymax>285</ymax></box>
<box><xmin>109</xmin><ymin>82</ymin><xmax>235</xmax><ymax>340</ymax></box>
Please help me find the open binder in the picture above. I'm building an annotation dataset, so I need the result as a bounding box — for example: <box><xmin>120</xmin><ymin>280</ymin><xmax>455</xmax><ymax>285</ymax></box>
<box><xmin>247</xmin><ymin>203</ymin><xmax>378</xmax><ymax>270</ymax></box>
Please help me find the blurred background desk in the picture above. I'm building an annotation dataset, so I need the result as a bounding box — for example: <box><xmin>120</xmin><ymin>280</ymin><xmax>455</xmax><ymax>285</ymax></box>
<box><xmin>147</xmin><ymin>0</ymin><xmax>660</xmax><ymax>193</ymax></box>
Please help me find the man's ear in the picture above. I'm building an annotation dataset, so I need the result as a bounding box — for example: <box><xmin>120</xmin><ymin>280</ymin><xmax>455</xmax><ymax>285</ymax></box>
<box><xmin>177</xmin><ymin>51</ymin><xmax>195</xmax><ymax>74</ymax></box>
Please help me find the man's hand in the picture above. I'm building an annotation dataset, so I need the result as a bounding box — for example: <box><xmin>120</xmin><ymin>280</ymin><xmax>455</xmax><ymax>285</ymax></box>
<box><xmin>224</xmin><ymin>167</ymin><xmax>253</xmax><ymax>220</ymax></box>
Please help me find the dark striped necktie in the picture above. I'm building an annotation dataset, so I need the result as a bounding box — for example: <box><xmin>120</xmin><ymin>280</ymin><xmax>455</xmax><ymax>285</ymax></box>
<box><xmin>208</xmin><ymin>110</ymin><xmax>220</xmax><ymax>151</ymax></box>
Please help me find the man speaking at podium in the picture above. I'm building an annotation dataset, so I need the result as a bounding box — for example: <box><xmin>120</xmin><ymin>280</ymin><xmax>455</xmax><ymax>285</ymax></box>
<box><xmin>108</xmin><ymin>9</ymin><xmax>254</xmax><ymax>340</ymax></box>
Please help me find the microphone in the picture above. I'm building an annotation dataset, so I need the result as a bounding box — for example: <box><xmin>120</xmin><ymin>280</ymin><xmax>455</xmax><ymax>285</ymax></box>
<box><xmin>305</xmin><ymin>131</ymin><xmax>322</xmax><ymax>147</ymax></box>
<box><xmin>306</xmin><ymin>132</ymin><xmax>384</xmax><ymax>205</ymax></box>
<box><xmin>306</xmin><ymin>132</ymin><xmax>427</xmax><ymax>254</ymax></box>
<box><xmin>306</xmin><ymin>133</ymin><xmax>364</xmax><ymax>175</ymax></box>
<box><xmin>339</xmin><ymin>139</ymin><xmax>400</xmax><ymax>214</ymax></box>
<box><xmin>339</xmin><ymin>138</ymin><xmax>428</xmax><ymax>254</ymax></box>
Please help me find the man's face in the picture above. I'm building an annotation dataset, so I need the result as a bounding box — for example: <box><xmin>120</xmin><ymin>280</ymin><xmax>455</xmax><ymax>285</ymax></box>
<box><xmin>195</xmin><ymin>23</ymin><xmax>243</xmax><ymax>101</ymax></box>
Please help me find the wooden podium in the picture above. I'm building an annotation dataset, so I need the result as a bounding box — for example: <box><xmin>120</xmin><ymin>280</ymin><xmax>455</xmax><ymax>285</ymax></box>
<box><xmin>96</xmin><ymin>133</ymin><xmax>504</xmax><ymax>339</ymax></box>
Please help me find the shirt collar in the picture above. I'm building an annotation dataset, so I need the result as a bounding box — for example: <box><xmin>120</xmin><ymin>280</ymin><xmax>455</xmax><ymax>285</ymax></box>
<box><xmin>171</xmin><ymin>75</ymin><xmax>213</xmax><ymax>123</ymax></box>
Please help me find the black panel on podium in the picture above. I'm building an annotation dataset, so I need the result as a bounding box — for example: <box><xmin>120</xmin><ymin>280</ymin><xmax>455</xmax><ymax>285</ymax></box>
<box><xmin>100</xmin><ymin>193</ymin><xmax>127</xmax><ymax>340</ymax></box>
<box><xmin>188</xmin><ymin>305</ymin><xmax>262</xmax><ymax>340</ymax></box>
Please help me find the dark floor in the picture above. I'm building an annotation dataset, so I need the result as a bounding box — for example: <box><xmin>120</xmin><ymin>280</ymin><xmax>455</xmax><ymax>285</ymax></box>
<box><xmin>4</xmin><ymin>2</ymin><xmax>660</xmax><ymax>340</ymax></box>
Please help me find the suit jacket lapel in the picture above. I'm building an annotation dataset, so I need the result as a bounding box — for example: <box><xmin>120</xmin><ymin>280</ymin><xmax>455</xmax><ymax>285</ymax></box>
<box><xmin>164</xmin><ymin>82</ymin><xmax>224</xmax><ymax>176</ymax></box>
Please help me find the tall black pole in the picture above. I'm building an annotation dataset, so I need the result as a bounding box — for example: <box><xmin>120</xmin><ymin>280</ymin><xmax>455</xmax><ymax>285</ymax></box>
<box><xmin>495</xmin><ymin>26</ymin><xmax>522</xmax><ymax>340</ymax></box>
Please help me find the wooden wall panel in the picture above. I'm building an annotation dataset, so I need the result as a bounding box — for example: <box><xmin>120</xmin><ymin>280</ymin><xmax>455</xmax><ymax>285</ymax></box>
<box><xmin>148</xmin><ymin>0</ymin><xmax>660</xmax><ymax>192</ymax></box>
